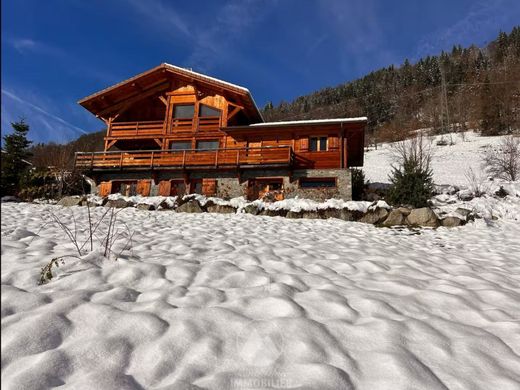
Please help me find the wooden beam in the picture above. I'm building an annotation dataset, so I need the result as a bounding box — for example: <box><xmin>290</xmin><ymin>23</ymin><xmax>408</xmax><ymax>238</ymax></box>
<box><xmin>158</xmin><ymin>96</ymin><xmax>168</xmax><ymax>106</ymax></box>
<box><xmin>227</xmin><ymin>106</ymin><xmax>241</xmax><ymax>121</ymax></box>
<box><xmin>97</xmin><ymin>79</ymin><xmax>169</xmax><ymax>117</ymax></box>
<box><xmin>153</xmin><ymin>138</ymin><xmax>162</xmax><ymax>148</ymax></box>
<box><xmin>105</xmin><ymin>139</ymin><xmax>117</xmax><ymax>151</ymax></box>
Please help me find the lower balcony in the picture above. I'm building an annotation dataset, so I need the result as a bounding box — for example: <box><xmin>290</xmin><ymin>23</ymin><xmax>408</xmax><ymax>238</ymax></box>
<box><xmin>75</xmin><ymin>146</ymin><xmax>295</xmax><ymax>171</ymax></box>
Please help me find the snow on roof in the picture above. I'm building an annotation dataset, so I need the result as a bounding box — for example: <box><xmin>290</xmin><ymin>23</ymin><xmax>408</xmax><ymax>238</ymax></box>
<box><xmin>162</xmin><ymin>63</ymin><xmax>249</xmax><ymax>93</ymax></box>
<box><xmin>237</xmin><ymin>117</ymin><xmax>368</xmax><ymax>128</ymax></box>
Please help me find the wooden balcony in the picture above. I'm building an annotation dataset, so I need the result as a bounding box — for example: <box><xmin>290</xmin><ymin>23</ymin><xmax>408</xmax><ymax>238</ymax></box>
<box><xmin>107</xmin><ymin>117</ymin><xmax>221</xmax><ymax>138</ymax></box>
<box><xmin>74</xmin><ymin>146</ymin><xmax>294</xmax><ymax>171</ymax></box>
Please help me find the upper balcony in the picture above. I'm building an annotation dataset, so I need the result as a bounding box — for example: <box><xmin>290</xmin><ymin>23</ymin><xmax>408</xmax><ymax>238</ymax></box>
<box><xmin>74</xmin><ymin>146</ymin><xmax>295</xmax><ymax>171</ymax></box>
<box><xmin>106</xmin><ymin>117</ymin><xmax>221</xmax><ymax>139</ymax></box>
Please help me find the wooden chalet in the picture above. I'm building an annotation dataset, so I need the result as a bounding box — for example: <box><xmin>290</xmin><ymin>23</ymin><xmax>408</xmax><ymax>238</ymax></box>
<box><xmin>75</xmin><ymin>63</ymin><xmax>366</xmax><ymax>201</ymax></box>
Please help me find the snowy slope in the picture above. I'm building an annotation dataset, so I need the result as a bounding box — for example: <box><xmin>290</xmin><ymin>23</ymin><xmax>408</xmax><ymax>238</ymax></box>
<box><xmin>364</xmin><ymin>132</ymin><xmax>509</xmax><ymax>186</ymax></box>
<box><xmin>2</xmin><ymin>203</ymin><xmax>520</xmax><ymax>389</ymax></box>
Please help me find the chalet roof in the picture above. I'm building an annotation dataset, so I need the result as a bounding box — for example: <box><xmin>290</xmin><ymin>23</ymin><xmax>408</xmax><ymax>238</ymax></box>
<box><xmin>224</xmin><ymin>117</ymin><xmax>367</xmax><ymax>130</ymax></box>
<box><xmin>78</xmin><ymin>63</ymin><xmax>263</xmax><ymax>122</ymax></box>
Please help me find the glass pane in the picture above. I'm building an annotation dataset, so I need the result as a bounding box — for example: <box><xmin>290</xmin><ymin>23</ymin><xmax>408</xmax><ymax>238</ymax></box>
<box><xmin>199</xmin><ymin>104</ymin><xmax>220</xmax><ymax>117</ymax></box>
<box><xmin>320</xmin><ymin>137</ymin><xmax>328</xmax><ymax>151</ymax></box>
<box><xmin>309</xmin><ymin>137</ymin><xmax>318</xmax><ymax>151</ymax></box>
<box><xmin>174</xmin><ymin>104</ymin><xmax>194</xmax><ymax>118</ymax></box>
<box><xmin>170</xmin><ymin>141</ymin><xmax>192</xmax><ymax>150</ymax></box>
<box><xmin>196</xmin><ymin>140</ymin><xmax>219</xmax><ymax>150</ymax></box>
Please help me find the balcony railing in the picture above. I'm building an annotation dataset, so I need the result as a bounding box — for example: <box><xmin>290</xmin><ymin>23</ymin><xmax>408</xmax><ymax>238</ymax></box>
<box><xmin>107</xmin><ymin>117</ymin><xmax>221</xmax><ymax>138</ymax></box>
<box><xmin>75</xmin><ymin>146</ymin><xmax>294</xmax><ymax>170</ymax></box>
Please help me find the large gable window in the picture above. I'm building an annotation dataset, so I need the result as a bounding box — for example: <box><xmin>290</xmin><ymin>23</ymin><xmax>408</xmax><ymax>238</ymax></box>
<box><xmin>199</xmin><ymin>104</ymin><xmax>220</xmax><ymax>117</ymax></box>
<box><xmin>309</xmin><ymin>136</ymin><xmax>328</xmax><ymax>152</ymax></box>
<box><xmin>173</xmin><ymin>104</ymin><xmax>195</xmax><ymax>119</ymax></box>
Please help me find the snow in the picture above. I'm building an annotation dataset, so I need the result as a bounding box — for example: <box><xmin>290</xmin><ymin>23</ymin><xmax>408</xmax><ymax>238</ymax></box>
<box><xmin>364</xmin><ymin>131</ymin><xmax>511</xmax><ymax>186</ymax></box>
<box><xmin>248</xmin><ymin>117</ymin><xmax>368</xmax><ymax>127</ymax></box>
<box><xmin>2</xmin><ymin>201</ymin><xmax>520</xmax><ymax>389</ymax></box>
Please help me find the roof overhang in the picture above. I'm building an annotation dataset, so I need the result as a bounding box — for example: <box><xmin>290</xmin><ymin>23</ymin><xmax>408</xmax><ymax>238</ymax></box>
<box><xmin>78</xmin><ymin>63</ymin><xmax>264</xmax><ymax>122</ymax></box>
<box><xmin>223</xmin><ymin>117</ymin><xmax>367</xmax><ymax>131</ymax></box>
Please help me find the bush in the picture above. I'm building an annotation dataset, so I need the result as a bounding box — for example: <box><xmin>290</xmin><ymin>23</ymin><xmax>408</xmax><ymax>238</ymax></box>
<box><xmin>387</xmin><ymin>136</ymin><xmax>434</xmax><ymax>207</ymax></box>
<box><xmin>351</xmin><ymin>168</ymin><xmax>367</xmax><ymax>201</ymax></box>
<box><xmin>482</xmin><ymin>136</ymin><xmax>520</xmax><ymax>181</ymax></box>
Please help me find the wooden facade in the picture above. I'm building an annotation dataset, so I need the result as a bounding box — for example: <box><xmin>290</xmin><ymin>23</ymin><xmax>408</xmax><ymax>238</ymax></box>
<box><xmin>75</xmin><ymin>63</ymin><xmax>367</xmax><ymax>200</ymax></box>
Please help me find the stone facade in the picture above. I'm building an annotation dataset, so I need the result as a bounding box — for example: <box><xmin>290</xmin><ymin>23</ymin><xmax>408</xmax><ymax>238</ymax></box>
<box><xmin>90</xmin><ymin>168</ymin><xmax>353</xmax><ymax>201</ymax></box>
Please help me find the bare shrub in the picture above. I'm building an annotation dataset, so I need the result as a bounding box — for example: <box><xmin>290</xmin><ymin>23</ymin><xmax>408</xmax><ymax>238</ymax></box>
<box><xmin>482</xmin><ymin>136</ymin><xmax>520</xmax><ymax>181</ymax></box>
<box><xmin>464</xmin><ymin>167</ymin><xmax>488</xmax><ymax>197</ymax></box>
<box><xmin>36</xmin><ymin>205</ymin><xmax>134</xmax><ymax>284</ymax></box>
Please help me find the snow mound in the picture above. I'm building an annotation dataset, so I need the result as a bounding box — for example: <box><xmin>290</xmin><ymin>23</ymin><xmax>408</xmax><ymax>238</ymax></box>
<box><xmin>2</xmin><ymin>202</ymin><xmax>520</xmax><ymax>389</ymax></box>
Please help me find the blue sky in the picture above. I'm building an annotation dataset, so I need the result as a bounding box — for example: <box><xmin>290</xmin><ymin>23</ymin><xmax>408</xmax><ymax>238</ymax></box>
<box><xmin>2</xmin><ymin>0</ymin><xmax>519</xmax><ymax>144</ymax></box>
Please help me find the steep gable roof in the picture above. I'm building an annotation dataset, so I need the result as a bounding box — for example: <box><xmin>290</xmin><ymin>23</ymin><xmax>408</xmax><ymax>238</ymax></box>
<box><xmin>78</xmin><ymin>63</ymin><xmax>263</xmax><ymax>122</ymax></box>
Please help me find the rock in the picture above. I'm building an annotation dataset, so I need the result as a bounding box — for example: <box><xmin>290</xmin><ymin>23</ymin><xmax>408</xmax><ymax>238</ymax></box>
<box><xmin>406</xmin><ymin>207</ymin><xmax>440</xmax><ymax>227</ymax></box>
<box><xmin>206</xmin><ymin>204</ymin><xmax>236</xmax><ymax>214</ymax></box>
<box><xmin>301</xmin><ymin>211</ymin><xmax>320</xmax><ymax>219</ymax></box>
<box><xmin>397</xmin><ymin>207</ymin><xmax>411</xmax><ymax>216</ymax></box>
<box><xmin>365</xmin><ymin>192</ymin><xmax>380</xmax><ymax>202</ymax></box>
<box><xmin>495</xmin><ymin>186</ymin><xmax>509</xmax><ymax>198</ymax></box>
<box><xmin>358</xmin><ymin>208</ymin><xmax>389</xmax><ymax>224</ymax></box>
<box><xmin>321</xmin><ymin>209</ymin><xmax>341</xmax><ymax>219</ymax></box>
<box><xmin>176</xmin><ymin>200</ymin><xmax>203</xmax><ymax>213</ymax></box>
<box><xmin>260</xmin><ymin>209</ymin><xmax>287</xmax><ymax>217</ymax></box>
<box><xmin>243</xmin><ymin>204</ymin><xmax>260</xmax><ymax>215</ymax></box>
<box><xmin>1</xmin><ymin>196</ymin><xmax>21</xmax><ymax>203</ymax></box>
<box><xmin>286</xmin><ymin>211</ymin><xmax>302</xmax><ymax>218</ymax></box>
<box><xmin>136</xmin><ymin>203</ymin><xmax>155</xmax><ymax>211</ymax></box>
<box><xmin>338</xmin><ymin>209</ymin><xmax>361</xmax><ymax>221</ymax></box>
<box><xmin>458</xmin><ymin>190</ymin><xmax>474</xmax><ymax>201</ymax></box>
<box><xmin>80</xmin><ymin>200</ymin><xmax>99</xmax><ymax>207</ymax></box>
<box><xmin>58</xmin><ymin>196</ymin><xmax>85</xmax><ymax>207</ymax></box>
<box><xmin>106</xmin><ymin>198</ymin><xmax>133</xmax><ymax>208</ymax></box>
<box><xmin>455</xmin><ymin>207</ymin><xmax>472</xmax><ymax>217</ymax></box>
<box><xmin>383</xmin><ymin>209</ymin><xmax>406</xmax><ymax>226</ymax></box>
<box><xmin>441</xmin><ymin>216</ymin><xmax>464</xmax><ymax>227</ymax></box>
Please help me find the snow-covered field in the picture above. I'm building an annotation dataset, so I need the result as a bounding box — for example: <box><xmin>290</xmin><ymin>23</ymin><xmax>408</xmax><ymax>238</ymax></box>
<box><xmin>2</xmin><ymin>201</ymin><xmax>520</xmax><ymax>390</ymax></box>
<box><xmin>364</xmin><ymin>132</ymin><xmax>509</xmax><ymax>186</ymax></box>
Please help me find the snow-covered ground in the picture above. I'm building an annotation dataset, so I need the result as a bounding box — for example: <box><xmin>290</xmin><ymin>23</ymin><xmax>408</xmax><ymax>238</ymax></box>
<box><xmin>2</xmin><ymin>202</ymin><xmax>520</xmax><ymax>389</ymax></box>
<box><xmin>364</xmin><ymin>131</ymin><xmax>509</xmax><ymax>186</ymax></box>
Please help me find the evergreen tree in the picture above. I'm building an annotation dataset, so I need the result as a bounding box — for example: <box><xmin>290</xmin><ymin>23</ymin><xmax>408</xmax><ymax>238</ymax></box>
<box><xmin>1</xmin><ymin>120</ymin><xmax>33</xmax><ymax>196</ymax></box>
<box><xmin>387</xmin><ymin>159</ymin><xmax>434</xmax><ymax>208</ymax></box>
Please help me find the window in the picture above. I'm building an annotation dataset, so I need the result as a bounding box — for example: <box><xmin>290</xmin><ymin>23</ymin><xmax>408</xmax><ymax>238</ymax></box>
<box><xmin>196</xmin><ymin>140</ymin><xmax>220</xmax><ymax>150</ymax></box>
<box><xmin>170</xmin><ymin>141</ymin><xmax>192</xmax><ymax>150</ymax></box>
<box><xmin>309</xmin><ymin>136</ymin><xmax>328</xmax><ymax>152</ymax></box>
<box><xmin>199</xmin><ymin>104</ymin><xmax>220</xmax><ymax>117</ymax></box>
<box><xmin>173</xmin><ymin>104</ymin><xmax>195</xmax><ymax>119</ymax></box>
<box><xmin>299</xmin><ymin>177</ymin><xmax>336</xmax><ymax>188</ymax></box>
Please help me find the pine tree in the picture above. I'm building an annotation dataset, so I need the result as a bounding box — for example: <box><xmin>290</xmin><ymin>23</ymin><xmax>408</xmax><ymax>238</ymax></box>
<box><xmin>1</xmin><ymin>120</ymin><xmax>33</xmax><ymax>196</ymax></box>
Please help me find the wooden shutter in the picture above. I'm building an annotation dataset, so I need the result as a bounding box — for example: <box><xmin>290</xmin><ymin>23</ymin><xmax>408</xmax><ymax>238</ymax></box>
<box><xmin>158</xmin><ymin>180</ymin><xmax>171</xmax><ymax>196</ymax></box>
<box><xmin>328</xmin><ymin>136</ymin><xmax>339</xmax><ymax>150</ymax></box>
<box><xmin>300</xmin><ymin>137</ymin><xmax>309</xmax><ymax>152</ymax></box>
<box><xmin>202</xmin><ymin>179</ymin><xmax>217</xmax><ymax>196</ymax></box>
<box><xmin>99</xmin><ymin>181</ymin><xmax>112</xmax><ymax>197</ymax></box>
<box><xmin>137</xmin><ymin>180</ymin><xmax>151</xmax><ymax>196</ymax></box>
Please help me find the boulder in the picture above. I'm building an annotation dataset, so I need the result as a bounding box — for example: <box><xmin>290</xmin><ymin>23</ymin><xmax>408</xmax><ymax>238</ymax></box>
<box><xmin>441</xmin><ymin>216</ymin><xmax>464</xmax><ymax>227</ymax></box>
<box><xmin>106</xmin><ymin>198</ymin><xmax>133</xmax><ymax>208</ymax></box>
<box><xmin>260</xmin><ymin>209</ymin><xmax>287</xmax><ymax>217</ymax></box>
<box><xmin>406</xmin><ymin>207</ymin><xmax>440</xmax><ymax>227</ymax></box>
<box><xmin>455</xmin><ymin>207</ymin><xmax>472</xmax><ymax>217</ymax></box>
<box><xmin>383</xmin><ymin>209</ymin><xmax>406</xmax><ymax>226</ymax></box>
<box><xmin>358</xmin><ymin>207</ymin><xmax>389</xmax><ymax>224</ymax></box>
<box><xmin>176</xmin><ymin>200</ymin><xmax>203</xmax><ymax>213</ymax></box>
<box><xmin>458</xmin><ymin>190</ymin><xmax>474</xmax><ymax>201</ymax></box>
<box><xmin>81</xmin><ymin>200</ymin><xmax>99</xmax><ymax>208</ymax></box>
<box><xmin>206</xmin><ymin>204</ymin><xmax>236</xmax><ymax>214</ymax></box>
<box><xmin>286</xmin><ymin>211</ymin><xmax>303</xmax><ymax>219</ymax></box>
<box><xmin>338</xmin><ymin>209</ymin><xmax>361</xmax><ymax>221</ymax></box>
<box><xmin>397</xmin><ymin>207</ymin><xmax>411</xmax><ymax>216</ymax></box>
<box><xmin>1</xmin><ymin>196</ymin><xmax>21</xmax><ymax>203</ymax></box>
<box><xmin>58</xmin><ymin>196</ymin><xmax>85</xmax><ymax>207</ymax></box>
<box><xmin>243</xmin><ymin>204</ymin><xmax>261</xmax><ymax>215</ymax></box>
<box><xmin>321</xmin><ymin>208</ymin><xmax>341</xmax><ymax>219</ymax></box>
<box><xmin>301</xmin><ymin>211</ymin><xmax>320</xmax><ymax>219</ymax></box>
<box><xmin>136</xmin><ymin>203</ymin><xmax>155</xmax><ymax>211</ymax></box>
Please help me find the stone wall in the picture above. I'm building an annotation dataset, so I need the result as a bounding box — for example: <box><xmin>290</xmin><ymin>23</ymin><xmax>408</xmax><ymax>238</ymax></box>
<box><xmin>91</xmin><ymin>168</ymin><xmax>353</xmax><ymax>201</ymax></box>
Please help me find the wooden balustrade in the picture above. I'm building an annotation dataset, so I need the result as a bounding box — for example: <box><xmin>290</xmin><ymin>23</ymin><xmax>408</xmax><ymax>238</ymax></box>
<box><xmin>109</xmin><ymin>120</ymin><xmax>165</xmax><ymax>137</ymax></box>
<box><xmin>75</xmin><ymin>146</ymin><xmax>294</xmax><ymax>170</ymax></box>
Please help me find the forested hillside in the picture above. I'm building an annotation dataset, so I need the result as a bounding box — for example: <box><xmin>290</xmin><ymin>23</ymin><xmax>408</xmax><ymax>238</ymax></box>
<box><xmin>28</xmin><ymin>27</ymin><xmax>519</xmax><ymax>169</ymax></box>
<box><xmin>263</xmin><ymin>27</ymin><xmax>520</xmax><ymax>143</ymax></box>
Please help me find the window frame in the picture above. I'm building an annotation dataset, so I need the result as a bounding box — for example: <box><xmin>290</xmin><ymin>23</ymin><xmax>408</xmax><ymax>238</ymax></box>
<box><xmin>173</xmin><ymin>104</ymin><xmax>195</xmax><ymax>119</ymax></box>
<box><xmin>308</xmin><ymin>136</ymin><xmax>328</xmax><ymax>152</ymax></box>
<box><xmin>196</xmin><ymin>139</ymin><xmax>220</xmax><ymax>150</ymax></box>
<box><xmin>169</xmin><ymin>140</ymin><xmax>193</xmax><ymax>150</ymax></box>
<box><xmin>299</xmin><ymin>177</ymin><xmax>337</xmax><ymax>189</ymax></box>
<box><xmin>198</xmin><ymin>104</ymin><xmax>221</xmax><ymax>118</ymax></box>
